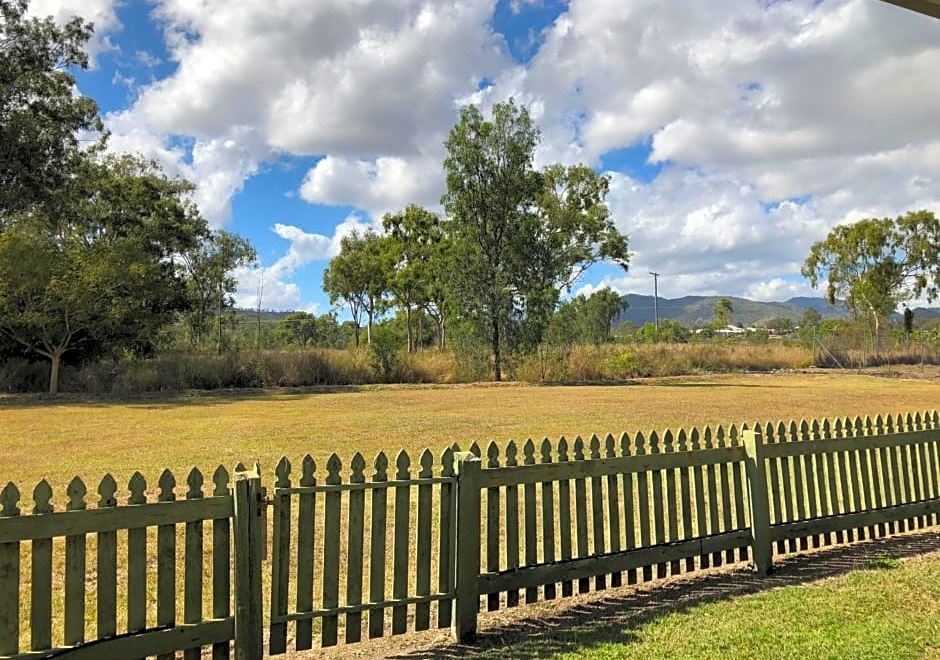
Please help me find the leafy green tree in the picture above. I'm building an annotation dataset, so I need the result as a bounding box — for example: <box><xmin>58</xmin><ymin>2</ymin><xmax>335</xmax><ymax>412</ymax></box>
<box><xmin>442</xmin><ymin>99</ymin><xmax>630</xmax><ymax>380</ymax></box>
<box><xmin>272</xmin><ymin>312</ymin><xmax>348</xmax><ymax>348</ymax></box>
<box><xmin>634</xmin><ymin>319</ymin><xmax>690</xmax><ymax>343</ymax></box>
<box><xmin>546</xmin><ymin>289</ymin><xmax>627</xmax><ymax>346</ymax></box>
<box><xmin>903</xmin><ymin>307</ymin><xmax>914</xmax><ymax>336</ymax></box>
<box><xmin>801</xmin><ymin>308</ymin><xmax>822</xmax><ymax>328</ymax></box>
<box><xmin>802</xmin><ymin>211</ymin><xmax>940</xmax><ymax>345</ymax></box>
<box><xmin>0</xmin><ymin>156</ymin><xmax>207</xmax><ymax>392</ymax></box>
<box><xmin>1</xmin><ymin>0</ymin><xmax>103</xmax><ymax>223</ymax></box>
<box><xmin>323</xmin><ymin>229</ymin><xmax>388</xmax><ymax>346</ymax></box>
<box><xmin>382</xmin><ymin>205</ymin><xmax>443</xmax><ymax>352</ymax></box>
<box><xmin>713</xmin><ymin>298</ymin><xmax>733</xmax><ymax>328</ymax></box>
<box><xmin>180</xmin><ymin>230</ymin><xmax>257</xmax><ymax>352</ymax></box>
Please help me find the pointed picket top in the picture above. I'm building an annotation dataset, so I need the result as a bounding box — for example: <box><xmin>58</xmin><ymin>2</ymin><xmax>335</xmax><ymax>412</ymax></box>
<box><xmin>213</xmin><ymin>465</ymin><xmax>230</xmax><ymax>496</ymax></box>
<box><xmin>931</xmin><ymin>410</ymin><xmax>939</xmax><ymax>429</ymax></box>
<box><xmin>729</xmin><ymin>424</ymin><xmax>739</xmax><ymax>445</ymax></box>
<box><xmin>523</xmin><ymin>439</ymin><xmax>536</xmax><ymax>465</ymax></box>
<box><xmin>506</xmin><ymin>440</ymin><xmax>519</xmax><ymax>466</ymax></box>
<box><xmin>158</xmin><ymin>470</ymin><xmax>176</xmax><ymax>502</ymax></box>
<box><xmin>589</xmin><ymin>433</ymin><xmax>601</xmax><ymax>458</ymax></box>
<box><xmin>620</xmin><ymin>432</ymin><xmax>631</xmax><ymax>456</ymax></box>
<box><xmin>0</xmin><ymin>482</ymin><xmax>20</xmax><ymax>517</ymax></box>
<box><xmin>676</xmin><ymin>429</ymin><xmax>689</xmax><ymax>451</ymax></box>
<box><xmin>540</xmin><ymin>438</ymin><xmax>553</xmax><ymax>464</ymax></box>
<box><xmin>821</xmin><ymin>418</ymin><xmax>832</xmax><ymax>439</ymax></box>
<box><xmin>573</xmin><ymin>436</ymin><xmax>585</xmax><ymax>460</ymax></box>
<box><xmin>418</xmin><ymin>448</ymin><xmax>433</xmax><ymax>478</ymax></box>
<box><xmin>635</xmin><ymin>431</ymin><xmax>647</xmax><ymax>455</ymax></box>
<box><xmin>911</xmin><ymin>411</ymin><xmax>921</xmax><ymax>431</ymax></box>
<box><xmin>841</xmin><ymin>417</ymin><xmax>853</xmax><ymax>437</ymax></box>
<box><xmin>186</xmin><ymin>468</ymin><xmax>204</xmax><ymax>499</ymax></box>
<box><xmin>98</xmin><ymin>474</ymin><xmax>118</xmax><ymax>508</ymax></box>
<box><xmin>799</xmin><ymin>419</ymin><xmax>810</xmax><ymax>441</ymax></box>
<box><xmin>832</xmin><ymin>417</ymin><xmax>844</xmax><ymax>437</ymax></box>
<box><xmin>451</xmin><ymin>442</ymin><xmax>461</xmax><ymax>454</ymax></box>
<box><xmin>469</xmin><ymin>442</ymin><xmax>481</xmax><ymax>458</ymax></box>
<box><xmin>689</xmin><ymin>428</ymin><xmax>700</xmax><ymax>451</ymax></box>
<box><xmin>914</xmin><ymin>411</ymin><xmax>924</xmax><ymax>430</ymax></box>
<box><xmin>764</xmin><ymin>422</ymin><xmax>774</xmax><ymax>442</ymax></box>
<box><xmin>66</xmin><ymin>476</ymin><xmax>87</xmax><ymax>511</ymax></box>
<box><xmin>327</xmin><ymin>453</ymin><xmax>343</xmax><ymax>485</ymax></box>
<box><xmin>128</xmin><ymin>472</ymin><xmax>147</xmax><ymax>505</ymax></box>
<box><xmin>395</xmin><ymin>450</ymin><xmax>410</xmax><ymax>480</ymax></box>
<box><xmin>702</xmin><ymin>426</ymin><xmax>712</xmax><ymax>449</ymax></box>
<box><xmin>351</xmin><ymin>452</ymin><xmax>368</xmax><ymax>482</ymax></box>
<box><xmin>440</xmin><ymin>446</ymin><xmax>454</xmax><ymax>477</ymax></box>
<box><xmin>787</xmin><ymin>420</ymin><xmax>797</xmax><ymax>441</ymax></box>
<box><xmin>605</xmin><ymin>433</ymin><xmax>617</xmax><ymax>457</ymax></box>
<box><xmin>234</xmin><ymin>461</ymin><xmax>247</xmax><ymax>473</ymax></box>
<box><xmin>851</xmin><ymin>416</ymin><xmax>862</xmax><ymax>436</ymax></box>
<box><xmin>275</xmin><ymin>457</ymin><xmax>291</xmax><ymax>488</ymax></box>
<box><xmin>662</xmin><ymin>429</ymin><xmax>674</xmax><ymax>452</ymax></box>
<box><xmin>811</xmin><ymin>419</ymin><xmax>821</xmax><ymax>439</ymax></box>
<box><xmin>33</xmin><ymin>479</ymin><xmax>53</xmax><ymax>514</ymax></box>
<box><xmin>776</xmin><ymin>421</ymin><xmax>787</xmax><ymax>442</ymax></box>
<box><xmin>885</xmin><ymin>414</ymin><xmax>895</xmax><ymax>434</ymax></box>
<box><xmin>714</xmin><ymin>425</ymin><xmax>725</xmax><ymax>448</ymax></box>
<box><xmin>298</xmin><ymin>455</ymin><xmax>315</xmax><ymax>487</ymax></box>
<box><xmin>486</xmin><ymin>441</ymin><xmax>500</xmax><ymax>468</ymax></box>
<box><xmin>648</xmin><ymin>430</ymin><xmax>660</xmax><ymax>453</ymax></box>
<box><xmin>373</xmin><ymin>451</ymin><xmax>389</xmax><ymax>481</ymax></box>
<box><xmin>862</xmin><ymin>416</ymin><xmax>873</xmax><ymax>437</ymax></box>
<box><xmin>558</xmin><ymin>436</ymin><xmax>570</xmax><ymax>461</ymax></box>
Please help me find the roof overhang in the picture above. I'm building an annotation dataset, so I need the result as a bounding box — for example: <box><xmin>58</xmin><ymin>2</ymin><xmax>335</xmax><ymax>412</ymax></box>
<box><xmin>878</xmin><ymin>0</ymin><xmax>940</xmax><ymax>19</ymax></box>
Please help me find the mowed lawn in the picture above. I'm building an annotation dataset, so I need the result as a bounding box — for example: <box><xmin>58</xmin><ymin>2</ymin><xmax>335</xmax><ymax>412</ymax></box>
<box><xmin>2</xmin><ymin>372</ymin><xmax>939</xmax><ymax>495</ymax></box>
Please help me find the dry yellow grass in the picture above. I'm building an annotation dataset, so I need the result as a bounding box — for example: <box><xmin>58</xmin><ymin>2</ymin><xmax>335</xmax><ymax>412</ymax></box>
<box><xmin>1</xmin><ymin>371</ymin><xmax>938</xmax><ymax>494</ymax></box>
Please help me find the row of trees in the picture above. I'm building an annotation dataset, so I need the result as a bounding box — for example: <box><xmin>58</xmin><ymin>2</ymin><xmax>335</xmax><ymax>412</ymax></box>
<box><xmin>0</xmin><ymin>2</ymin><xmax>255</xmax><ymax>391</ymax></box>
<box><xmin>324</xmin><ymin>101</ymin><xmax>630</xmax><ymax>380</ymax></box>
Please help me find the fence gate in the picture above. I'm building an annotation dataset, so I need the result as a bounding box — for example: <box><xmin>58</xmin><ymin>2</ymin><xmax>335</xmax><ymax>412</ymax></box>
<box><xmin>265</xmin><ymin>448</ymin><xmax>458</xmax><ymax>655</ymax></box>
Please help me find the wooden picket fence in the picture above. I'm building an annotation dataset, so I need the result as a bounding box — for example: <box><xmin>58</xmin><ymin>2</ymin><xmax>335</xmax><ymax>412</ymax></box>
<box><xmin>0</xmin><ymin>410</ymin><xmax>937</xmax><ymax>659</ymax></box>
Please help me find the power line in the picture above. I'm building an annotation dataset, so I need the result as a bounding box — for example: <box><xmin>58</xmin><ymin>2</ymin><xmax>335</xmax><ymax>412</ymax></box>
<box><xmin>649</xmin><ymin>271</ymin><xmax>661</xmax><ymax>330</ymax></box>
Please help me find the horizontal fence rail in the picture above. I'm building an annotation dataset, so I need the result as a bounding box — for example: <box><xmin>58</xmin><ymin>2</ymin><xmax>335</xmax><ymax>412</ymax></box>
<box><xmin>0</xmin><ymin>409</ymin><xmax>937</xmax><ymax>658</ymax></box>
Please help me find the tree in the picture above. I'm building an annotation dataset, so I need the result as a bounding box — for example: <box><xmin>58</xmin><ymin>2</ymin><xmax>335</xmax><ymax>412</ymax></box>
<box><xmin>0</xmin><ymin>156</ymin><xmax>208</xmax><ymax>392</ymax></box>
<box><xmin>802</xmin><ymin>211</ymin><xmax>940</xmax><ymax>346</ymax></box>
<box><xmin>801</xmin><ymin>308</ymin><xmax>822</xmax><ymax>328</ymax></box>
<box><xmin>635</xmin><ymin>319</ymin><xmax>690</xmax><ymax>343</ymax></box>
<box><xmin>272</xmin><ymin>311</ymin><xmax>348</xmax><ymax>348</ymax></box>
<box><xmin>323</xmin><ymin>229</ymin><xmax>388</xmax><ymax>346</ymax></box>
<box><xmin>442</xmin><ymin>99</ymin><xmax>630</xmax><ymax>380</ymax></box>
<box><xmin>713</xmin><ymin>298</ymin><xmax>733</xmax><ymax>328</ymax></box>
<box><xmin>381</xmin><ymin>205</ymin><xmax>443</xmax><ymax>352</ymax></box>
<box><xmin>903</xmin><ymin>307</ymin><xmax>914</xmax><ymax>336</ymax></box>
<box><xmin>547</xmin><ymin>289</ymin><xmax>627</xmax><ymax>346</ymax></box>
<box><xmin>1</xmin><ymin>0</ymin><xmax>103</xmax><ymax>223</ymax></box>
<box><xmin>180</xmin><ymin>230</ymin><xmax>256</xmax><ymax>352</ymax></box>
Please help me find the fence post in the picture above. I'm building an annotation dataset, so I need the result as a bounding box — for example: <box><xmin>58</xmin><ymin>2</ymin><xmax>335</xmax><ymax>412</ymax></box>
<box><xmin>452</xmin><ymin>452</ymin><xmax>481</xmax><ymax>644</ymax></box>
<box><xmin>742</xmin><ymin>429</ymin><xmax>773</xmax><ymax>574</ymax></box>
<box><xmin>233</xmin><ymin>464</ymin><xmax>264</xmax><ymax>660</ymax></box>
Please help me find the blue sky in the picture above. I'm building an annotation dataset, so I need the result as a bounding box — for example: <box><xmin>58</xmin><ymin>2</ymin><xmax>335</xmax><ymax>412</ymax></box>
<box><xmin>47</xmin><ymin>0</ymin><xmax>940</xmax><ymax>313</ymax></box>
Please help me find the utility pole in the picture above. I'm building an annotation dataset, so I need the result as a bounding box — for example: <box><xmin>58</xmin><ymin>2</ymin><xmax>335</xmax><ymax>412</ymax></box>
<box><xmin>649</xmin><ymin>271</ymin><xmax>661</xmax><ymax>331</ymax></box>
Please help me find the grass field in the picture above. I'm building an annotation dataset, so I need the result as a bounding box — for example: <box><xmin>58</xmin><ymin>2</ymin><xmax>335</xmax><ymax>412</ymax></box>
<box><xmin>2</xmin><ymin>371</ymin><xmax>939</xmax><ymax>494</ymax></box>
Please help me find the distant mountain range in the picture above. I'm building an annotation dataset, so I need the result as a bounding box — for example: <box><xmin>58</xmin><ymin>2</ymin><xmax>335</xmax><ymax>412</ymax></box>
<box><xmin>616</xmin><ymin>294</ymin><xmax>940</xmax><ymax>327</ymax></box>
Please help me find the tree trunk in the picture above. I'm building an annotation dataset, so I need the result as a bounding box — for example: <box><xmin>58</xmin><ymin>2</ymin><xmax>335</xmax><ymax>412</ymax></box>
<box><xmin>354</xmin><ymin>324</ymin><xmax>361</xmax><ymax>347</ymax></box>
<box><xmin>438</xmin><ymin>316</ymin><xmax>446</xmax><ymax>351</ymax></box>
<box><xmin>492</xmin><ymin>316</ymin><xmax>501</xmax><ymax>382</ymax></box>
<box><xmin>49</xmin><ymin>351</ymin><xmax>62</xmax><ymax>395</ymax></box>
<box><xmin>367</xmin><ymin>313</ymin><xmax>373</xmax><ymax>345</ymax></box>
<box><xmin>406</xmin><ymin>306</ymin><xmax>413</xmax><ymax>353</ymax></box>
<box><xmin>217</xmin><ymin>284</ymin><xmax>224</xmax><ymax>355</ymax></box>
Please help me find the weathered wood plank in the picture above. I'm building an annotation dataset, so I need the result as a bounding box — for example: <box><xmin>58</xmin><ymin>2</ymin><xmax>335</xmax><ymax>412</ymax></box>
<box><xmin>523</xmin><ymin>440</ymin><xmax>539</xmax><ymax>602</ymax></box>
<box><xmin>414</xmin><ymin>450</ymin><xmax>434</xmax><ymax>631</ymax></box>
<box><xmin>621</xmin><ymin>434</ymin><xmax>639</xmax><ymax>584</ymax></box>
<box><xmin>269</xmin><ymin>459</ymin><xmax>291</xmax><ymax>655</ymax></box>
<box><xmin>392</xmin><ymin>451</ymin><xmax>412</xmax><ymax>635</ymax></box>
<box><xmin>485</xmin><ymin>442</ymin><xmax>501</xmax><ymax>612</ymax></box>
<box><xmin>65</xmin><ymin>477</ymin><xmax>88</xmax><ymax>647</ymax></box>
<box><xmin>437</xmin><ymin>447</ymin><xmax>455</xmax><ymax>629</ymax></box>
<box><xmin>0</xmin><ymin>483</ymin><xmax>20</xmax><ymax>657</ymax></box>
<box><xmin>30</xmin><ymin>481</ymin><xmax>53</xmax><ymax>653</ymax></box>
<box><xmin>589</xmin><ymin>435</ymin><xmax>608</xmax><ymax>588</ymax></box>
<box><xmin>635</xmin><ymin>433</ymin><xmax>653</xmax><ymax>582</ymax></box>
<box><xmin>648</xmin><ymin>432</ymin><xmax>666</xmax><ymax>579</ymax></box>
<box><xmin>742</xmin><ymin>429</ymin><xmax>772</xmax><ymax>574</ymax></box>
<box><xmin>211</xmin><ymin>467</ymin><xmax>231</xmax><ymax>660</ymax></box>
<box><xmin>156</xmin><ymin>471</ymin><xmax>176</xmax><ymax>660</ymax></box>
<box><xmin>504</xmin><ymin>442</ymin><xmax>520</xmax><ymax>607</ymax></box>
<box><xmin>557</xmin><ymin>438</ymin><xmax>574</xmax><ymax>596</ymax></box>
<box><xmin>573</xmin><ymin>438</ymin><xmax>591</xmax><ymax>592</ymax></box>
<box><xmin>716</xmin><ymin>427</ymin><xmax>736</xmax><ymax>563</ymax></box>
<box><xmin>95</xmin><ymin>476</ymin><xmax>118</xmax><ymax>641</ymax></box>
<box><xmin>677</xmin><ymin>430</ymin><xmax>695</xmax><ymax>572</ymax></box>
<box><xmin>346</xmin><ymin>453</ymin><xmax>367</xmax><ymax>642</ymax></box>
<box><xmin>690</xmin><ymin>430</ymin><xmax>708</xmax><ymax>569</ymax></box>
<box><xmin>541</xmin><ymin>439</ymin><xmax>557</xmax><ymax>599</ymax></box>
<box><xmin>478</xmin><ymin>530</ymin><xmax>750</xmax><ymax>596</ymax></box>
<box><xmin>760</xmin><ymin>429</ymin><xmax>935</xmax><ymax>459</ymax></box>
<box><xmin>452</xmin><ymin>453</ymin><xmax>481</xmax><ymax>644</ymax></box>
<box><xmin>321</xmin><ymin>454</ymin><xmax>342</xmax><ymax>647</ymax></box>
<box><xmin>729</xmin><ymin>425</ymin><xmax>749</xmax><ymax>562</ymax></box>
<box><xmin>126</xmin><ymin>473</ymin><xmax>147</xmax><ymax>653</ymax></box>
<box><xmin>605</xmin><ymin>434</ymin><xmax>623</xmax><ymax>585</ymax></box>
<box><xmin>183</xmin><ymin>469</ymin><xmax>205</xmax><ymax>660</ymax></box>
<box><xmin>771</xmin><ymin>498</ymin><xmax>940</xmax><ymax>542</ymax></box>
<box><xmin>704</xmin><ymin>428</ymin><xmax>724</xmax><ymax>565</ymax></box>
<box><xmin>293</xmin><ymin>457</ymin><xmax>316</xmax><ymax>650</ymax></box>
<box><xmin>368</xmin><ymin>453</ymin><xmax>388</xmax><ymax>639</ymax></box>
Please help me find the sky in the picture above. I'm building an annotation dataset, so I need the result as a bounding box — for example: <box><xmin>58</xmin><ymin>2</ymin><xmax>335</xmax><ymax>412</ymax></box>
<box><xmin>31</xmin><ymin>0</ymin><xmax>940</xmax><ymax>314</ymax></box>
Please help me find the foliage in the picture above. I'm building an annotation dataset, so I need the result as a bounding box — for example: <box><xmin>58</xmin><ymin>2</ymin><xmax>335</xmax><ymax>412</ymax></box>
<box><xmin>713</xmin><ymin>297</ymin><xmax>733</xmax><ymax>328</ymax></box>
<box><xmin>322</xmin><ymin>229</ymin><xmax>388</xmax><ymax>346</ymax></box>
<box><xmin>271</xmin><ymin>311</ymin><xmax>349</xmax><ymax>348</ymax></box>
<box><xmin>369</xmin><ymin>324</ymin><xmax>402</xmax><ymax>383</ymax></box>
<box><xmin>633</xmin><ymin>319</ymin><xmax>691</xmax><ymax>343</ymax></box>
<box><xmin>802</xmin><ymin>211</ymin><xmax>940</xmax><ymax>344</ymax></box>
<box><xmin>545</xmin><ymin>289</ymin><xmax>628</xmax><ymax>346</ymax></box>
<box><xmin>0</xmin><ymin>156</ymin><xmax>209</xmax><ymax>392</ymax></box>
<box><xmin>0</xmin><ymin>0</ymin><xmax>103</xmax><ymax>222</ymax></box>
<box><xmin>442</xmin><ymin>99</ymin><xmax>629</xmax><ymax>379</ymax></box>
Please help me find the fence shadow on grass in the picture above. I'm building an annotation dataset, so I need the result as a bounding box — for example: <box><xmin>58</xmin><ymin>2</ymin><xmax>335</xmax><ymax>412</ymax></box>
<box><xmin>392</xmin><ymin>531</ymin><xmax>940</xmax><ymax>660</ymax></box>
